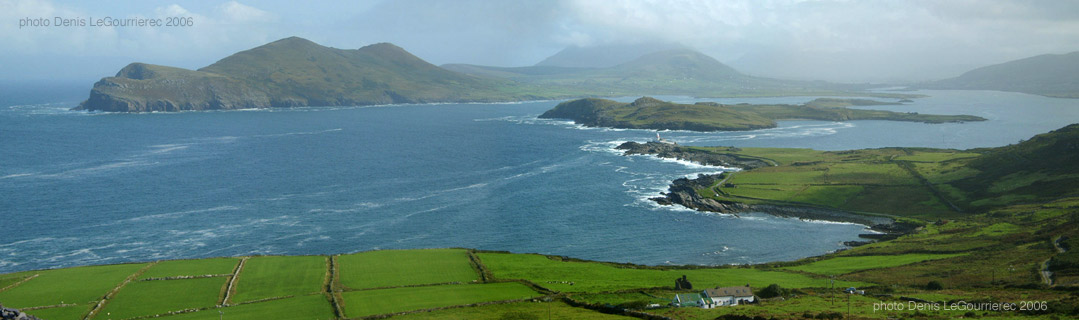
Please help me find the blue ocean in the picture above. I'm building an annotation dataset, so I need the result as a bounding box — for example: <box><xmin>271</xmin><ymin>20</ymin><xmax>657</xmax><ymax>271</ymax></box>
<box><xmin>3</xmin><ymin>87</ymin><xmax>1078</xmax><ymax>273</ymax></box>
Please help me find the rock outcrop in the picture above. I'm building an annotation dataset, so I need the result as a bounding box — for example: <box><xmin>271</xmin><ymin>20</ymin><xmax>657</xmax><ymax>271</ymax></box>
<box><xmin>617</xmin><ymin>141</ymin><xmax>770</xmax><ymax>168</ymax></box>
<box><xmin>1</xmin><ymin>304</ymin><xmax>42</xmax><ymax>320</ymax></box>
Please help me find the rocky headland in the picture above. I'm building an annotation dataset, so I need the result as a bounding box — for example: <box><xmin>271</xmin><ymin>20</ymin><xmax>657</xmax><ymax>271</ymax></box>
<box><xmin>619</xmin><ymin>140</ymin><xmax>918</xmax><ymax>238</ymax></box>
<box><xmin>616</xmin><ymin>141</ymin><xmax>771</xmax><ymax>168</ymax></box>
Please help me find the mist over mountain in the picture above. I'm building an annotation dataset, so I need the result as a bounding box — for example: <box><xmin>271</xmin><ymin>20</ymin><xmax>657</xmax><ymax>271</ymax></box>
<box><xmin>923</xmin><ymin>52</ymin><xmax>1079</xmax><ymax>98</ymax></box>
<box><xmin>533</xmin><ymin>42</ymin><xmax>687</xmax><ymax>68</ymax></box>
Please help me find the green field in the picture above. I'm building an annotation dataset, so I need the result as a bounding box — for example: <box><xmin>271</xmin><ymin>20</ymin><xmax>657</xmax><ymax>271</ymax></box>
<box><xmin>0</xmin><ymin>263</ymin><xmax>147</xmax><ymax>308</ymax></box>
<box><xmin>340</xmin><ymin>282</ymin><xmax>538</xmax><ymax>318</ymax></box>
<box><xmin>336</xmin><ymin>249</ymin><xmax>478</xmax><ymax>290</ymax></box>
<box><xmin>21</xmin><ymin>305</ymin><xmax>92</xmax><ymax>320</ymax></box>
<box><xmin>231</xmin><ymin>256</ymin><xmax>327</xmax><ymax>303</ymax></box>
<box><xmin>389</xmin><ymin>301</ymin><xmax>633</xmax><ymax>320</ymax></box>
<box><xmin>140</xmin><ymin>258</ymin><xmax>239</xmax><ymax>279</ymax></box>
<box><xmin>700</xmin><ymin>147</ymin><xmax>971</xmax><ymax>218</ymax></box>
<box><xmin>782</xmin><ymin>253</ymin><xmax>968</xmax><ymax>276</ymax></box>
<box><xmin>478</xmin><ymin>253</ymin><xmax>866</xmax><ymax>293</ymax></box>
<box><xmin>98</xmin><ymin>277</ymin><xmax>227</xmax><ymax>319</ymax></box>
<box><xmin>156</xmin><ymin>294</ymin><xmax>335</xmax><ymax>320</ymax></box>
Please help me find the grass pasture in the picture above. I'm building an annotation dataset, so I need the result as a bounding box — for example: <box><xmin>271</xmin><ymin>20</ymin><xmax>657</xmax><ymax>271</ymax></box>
<box><xmin>98</xmin><ymin>277</ymin><xmax>227</xmax><ymax>319</ymax></box>
<box><xmin>782</xmin><ymin>253</ymin><xmax>968</xmax><ymax>276</ymax></box>
<box><xmin>477</xmin><ymin>253</ymin><xmax>866</xmax><ymax>293</ymax></box>
<box><xmin>0</xmin><ymin>275</ymin><xmax>26</xmax><ymax>289</ymax></box>
<box><xmin>336</xmin><ymin>249</ymin><xmax>477</xmax><ymax>290</ymax></box>
<box><xmin>156</xmin><ymin>294</ymin><xmax>335</xmax><ymax>320</ymax></box>
<box><xmin>788</xmin><ymin>185</ymin><xmax>864</xmax><ymax>206</ymax></box>
<box><xmin>389</xmin><ymin>301</ymin><xmax>634</xmax><ymax>320</ymax></box>
<box><xmin>231</xmin><ymin>256</ymin><xmax>327</xmax><ymax>303</ymax></box>
<box><xmin>340</xmin><ymin>283</ymin><xmax>538</xmax><ymax>318</ymax></box>
<box><xmin>0</xmin><ymin>263</ymin><xmax>146</xmax><ymax>308</ymax></box>
<box><xmin>23</xmin><ymin>305</ymin><xmax>93</xmax><ymax>320</ymax></box>
<box><xmin>139</xmin><ymin>258</ymin><xmax>239</xmax><ymax>279</ymax></box>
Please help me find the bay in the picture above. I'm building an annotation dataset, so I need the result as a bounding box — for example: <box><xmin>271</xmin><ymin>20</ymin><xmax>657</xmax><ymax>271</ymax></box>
<box><xmin>2</xmin><ymin>89</ymin><xmax>1077</xmax><ymax>273</ymax></box>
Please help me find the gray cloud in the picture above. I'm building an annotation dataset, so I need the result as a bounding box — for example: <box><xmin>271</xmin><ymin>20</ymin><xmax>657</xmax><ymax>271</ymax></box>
<box><xmin>2</xmin><ymin>0</ymin><xmax>1077</xmax><ymax>83</ymax></box>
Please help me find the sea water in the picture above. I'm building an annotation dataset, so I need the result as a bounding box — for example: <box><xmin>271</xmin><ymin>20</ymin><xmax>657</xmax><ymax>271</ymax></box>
<box><xmin>2</xmin><ymin>88</ymin><xmax>1078</xmax><ymax>273</ymax></box>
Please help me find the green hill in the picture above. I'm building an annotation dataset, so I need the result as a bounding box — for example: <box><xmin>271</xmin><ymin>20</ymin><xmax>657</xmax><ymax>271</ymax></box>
<box><xmin>952</xmin><ymin>124</ymin><xmax>1079</xmax><ymax>209</ymax></box>
<box><xmin>540</xmin><ymin>97</ymin><xmax>985</xmax><ymax>132</ymax></box>
<box><xmin>76</xmin><ymin>37</ymin><xmax>540</xmax><ymax>112</ymax></box>
<box><xmin>924</xmin><ymin>51</ymin><xmax>1079</xmax><ymax>98</ymax></box>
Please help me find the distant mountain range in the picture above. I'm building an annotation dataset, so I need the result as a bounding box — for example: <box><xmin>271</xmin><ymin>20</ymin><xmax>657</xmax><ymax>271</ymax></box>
<box><xmin>923</xmin><ymin>51</ymin><xmax>1079</xmax><ymax>98</ymax></box>
<box><xmin>444</xmin><ymin>47</ymin><xmax>875</xmax><ymax>98</ymax></box>
<box><xmin>77</xmin><ymin>37</ymin><xmax>1078</xmax><ymax>113</ymax></box>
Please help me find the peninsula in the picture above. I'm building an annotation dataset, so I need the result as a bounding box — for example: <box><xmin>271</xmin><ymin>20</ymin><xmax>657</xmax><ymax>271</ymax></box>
<box><xmin>539</xmin><ymin>96</ymin><xmax>985</xmax><ymax>132</ymax></box>
<box><xmin>75</xmin><ymin>37</ymin><xmax>544</xmax><ymax>112</ymax></box>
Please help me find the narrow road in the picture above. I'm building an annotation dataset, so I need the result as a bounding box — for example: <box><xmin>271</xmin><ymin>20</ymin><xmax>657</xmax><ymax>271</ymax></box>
<box><xmin>1041</xmin><ymin>236</ymin><xmax>1067</xmax><ymax>287</ymax></box>
<box><xmin>1041</xmin><ymin>258</ymin><xmax>1054</xmax><ymax>287</ymax></box>
<box><xmin>712</xmin><ymin>172</ymin><xmax>735</xmax><ymax>197</ymax></box>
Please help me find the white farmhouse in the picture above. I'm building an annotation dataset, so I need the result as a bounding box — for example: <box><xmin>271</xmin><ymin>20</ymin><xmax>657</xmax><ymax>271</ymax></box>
<box><xmin>700</xmin><ymin>285</ymin><xmax>756</xmax><ymax>308</ymax></box>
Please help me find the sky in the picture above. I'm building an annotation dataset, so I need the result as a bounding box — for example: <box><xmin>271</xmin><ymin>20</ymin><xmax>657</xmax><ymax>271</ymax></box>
<box><xmin>2</xmin><ymin>0</ymin><xmax>1078</xmax><ymax>83</ymax></box>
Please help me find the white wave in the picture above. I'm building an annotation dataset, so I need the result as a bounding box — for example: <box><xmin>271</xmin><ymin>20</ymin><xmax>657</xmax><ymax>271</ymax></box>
<box><xmin>37</xmin><ymin>160</ymin><xmax>151</xmax><ymax>179</ymax></box>
<box><xmin>794</xmin><ymin>218</ymin><xmax>866</xmax><ymax>226</ymax></box>
<box><xmin>307</xmin><ymin>202</ymin><xmax>384</xmax><ymax>214</ymax></box>
<box><xmin>579</xmin><ymin>140</ymin><xmax>628</xmax><ymax>155</ymax></box>
<box><xmin>395</xmin><ymin>183</ymin><xmax>488</xmax><ymax>201</ymax></box>
<box><xmin>297</xmin><ymin>235</ymin><xmax>331</xmax><ymax>247</ymax></box>
<box><xmin>127</xmin><ymin>205</ymin><xmax>241</xmax><ymax>223</ymax></box>
<box><xmin>0</xmin><ymin>173</ymin><xmax>34</xmax><ymax>179</ymax></box>
<box><xmin>146</xmin><ymin>144</ymin><xmax>190</xmax><ymax>154</ymax></box>
<box><xmin>254</xmin><ymin>128</ymin><xmax>343</xmax><ymax>138</ymax></box>
<box><xmin>0</xmin><ymin>237</ymin><xmax>59</xmax><ymax>248</ymax></box>
<box><xmin>473</xmin><ymin>115</ymin><xmax>574</xmax><ymax>127</ymax></box>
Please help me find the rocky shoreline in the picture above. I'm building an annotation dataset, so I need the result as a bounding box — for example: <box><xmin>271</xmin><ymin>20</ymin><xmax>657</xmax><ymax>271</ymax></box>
<box><xmin>616</xmin><ymin>141</ymin><xmax>770</xmax><ymax>169</ymax></box>
<box><xmin>619</xmin><ymin>141</ymin><xmax>920</xmax><ymax>239</ymax></box>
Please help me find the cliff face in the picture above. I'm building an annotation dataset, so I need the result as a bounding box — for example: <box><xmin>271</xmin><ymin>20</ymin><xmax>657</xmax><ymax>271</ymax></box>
<box><xmin>76</xmin><ymin>63</ymin><xmax>274</xmax><ymax>112</ymax></box>
<box><xmin>76</xmin><ymin>37</ymin><xmax>523</xmax><ymax>112</ymax></box>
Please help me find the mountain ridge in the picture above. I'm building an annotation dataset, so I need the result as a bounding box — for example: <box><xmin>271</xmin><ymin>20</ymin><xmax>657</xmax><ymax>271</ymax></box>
<box><xmin>76</xmin><ymin>37</ymin><xmax>535</xmax><ymax>112</ymax></box>
<box><xmin>923</xmin><ymin>51</ymin><xmax>1079</xmax><ymax>98</ymax></box>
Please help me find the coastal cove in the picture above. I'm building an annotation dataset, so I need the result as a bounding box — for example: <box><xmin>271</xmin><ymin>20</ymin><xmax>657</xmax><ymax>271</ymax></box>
<box><xmin>3</xmin><ymin>90</ymin><xmax>1079</xmax><ymax>274</ymax></box>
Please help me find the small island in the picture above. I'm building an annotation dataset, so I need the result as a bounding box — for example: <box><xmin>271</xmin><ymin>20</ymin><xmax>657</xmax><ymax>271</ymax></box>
<box><xmin>539</xmin><ymin>96</ymin><xmax>986</xmax><ymax>132</ymax></box>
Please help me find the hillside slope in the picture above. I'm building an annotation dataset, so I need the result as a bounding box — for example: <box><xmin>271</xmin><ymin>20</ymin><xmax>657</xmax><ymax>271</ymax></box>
<box><xmin>953</xmin><ymin>123</ymin><xmax>1079</xmax><ymax>209</ymax></box>
<box><xmin>924</xmin><ymin>52</ymin><xmax>1079</xmax><ymax>98</ymax></box>
<box><xmin>76</xmin><ymin>37</ymin><xmax>535</xmax><ymax>112</ymax></box>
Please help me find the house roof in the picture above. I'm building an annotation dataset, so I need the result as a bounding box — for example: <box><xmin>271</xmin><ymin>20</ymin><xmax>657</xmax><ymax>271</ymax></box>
<box><xmin>704</xmin><ymin>286</ymin><xmax>754</xmax><ymax>298</ymax></box>
<box><xmin>673</xmin><ymin>293</ymin><xmax>703</xmax><ymax>305</ymax></box>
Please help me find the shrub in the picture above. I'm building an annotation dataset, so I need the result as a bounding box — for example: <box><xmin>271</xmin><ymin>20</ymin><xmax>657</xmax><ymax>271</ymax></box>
<box><xmin>758</xmin><ymin>284</ymin><xmax>784</xmax><ymax>299</ymax></box>
<box><xmin>926</xmin><ymin>280</ymin><xmax>944</xmax><ymax>290</ymax></box>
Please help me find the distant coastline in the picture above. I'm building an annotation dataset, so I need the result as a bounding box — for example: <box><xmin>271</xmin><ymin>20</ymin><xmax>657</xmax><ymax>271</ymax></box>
<box><xmin>540</xmin><ymin>96</ymin><xmax>986</xmax><ymax>132</ymax></box>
